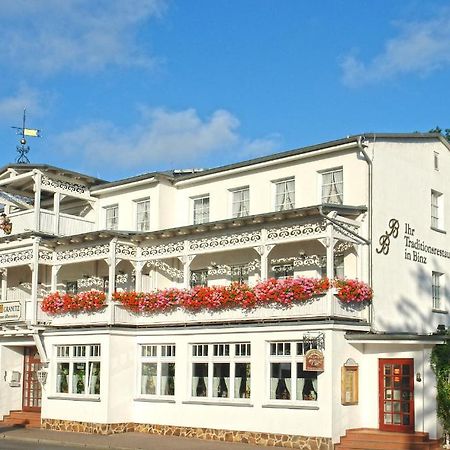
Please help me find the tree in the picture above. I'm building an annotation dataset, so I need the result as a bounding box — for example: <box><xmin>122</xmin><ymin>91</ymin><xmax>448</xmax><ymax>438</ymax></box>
<box><xmin>429</xmin><ymin>127</ymin><xmax>450</xmax><ymax>142</ymax></box>
<box><xmin>431</xmin><ymin>338</ymin><xmax>450</xmax><ymax>447</ymax></box>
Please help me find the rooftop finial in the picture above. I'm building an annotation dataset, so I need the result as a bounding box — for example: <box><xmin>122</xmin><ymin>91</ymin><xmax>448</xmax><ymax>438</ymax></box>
<box><xmin>11</xmin><ymin>108</ymin><xmax>41</xmax><ymax>164</ymax></box>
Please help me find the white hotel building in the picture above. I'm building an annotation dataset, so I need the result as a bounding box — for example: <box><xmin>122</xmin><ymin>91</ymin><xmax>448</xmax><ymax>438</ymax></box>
<box><xmin>0</xmin><ymin>133</ymin><xmax>448</xmax><ymax>449</ymax></box>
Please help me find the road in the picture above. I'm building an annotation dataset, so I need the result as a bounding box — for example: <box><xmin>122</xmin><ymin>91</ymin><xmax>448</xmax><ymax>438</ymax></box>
<box><xmin>0</xmin><ymin>440</ymin><xmax>100</xmax><ymax>450</ymax></box>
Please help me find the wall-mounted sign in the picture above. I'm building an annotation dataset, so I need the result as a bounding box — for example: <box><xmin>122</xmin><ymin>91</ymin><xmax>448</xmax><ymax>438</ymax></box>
<box><xmin>0</xmin><ymin>301</ymin><xmax>22</xmax><ymax>322</ymax></box>
<box><xmin>377</xmin><ymin>218</ymin><xmax>450</xmax><ymax>266</ymax></box>
<box><xmin>341</xmin><ymin>362</ymin><xmax>359</xmax><ymax>405</ymax></box>
<box><xmin>304</xmin><ymin>349</ymin><xmax>324</xmax><ymax>372</ymax></box>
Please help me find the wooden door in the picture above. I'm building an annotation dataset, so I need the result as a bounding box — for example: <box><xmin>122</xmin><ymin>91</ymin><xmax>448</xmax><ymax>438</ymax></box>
<box><xmin>22</xmin><ymin>347</ymin><xmax>42</xmax><ymax>412</ymax></box>
<box><xmin>379</xmin><ymin>358</ymin><xmax>414</xmax><ymax>432</ymax></box>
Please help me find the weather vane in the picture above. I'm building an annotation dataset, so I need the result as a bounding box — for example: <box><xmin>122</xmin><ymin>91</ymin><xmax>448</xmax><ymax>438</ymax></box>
<box><xmin>11</xmin><ymin>108</ymin><xmax>41</xmax><ymax>164</ymax></box>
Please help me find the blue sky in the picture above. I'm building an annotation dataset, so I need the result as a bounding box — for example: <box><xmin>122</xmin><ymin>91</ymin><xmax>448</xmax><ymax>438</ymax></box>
<box><xmin>0</xmin><ymin>0</ymin><xmax>449</xmax><ymax>181</ymax></box>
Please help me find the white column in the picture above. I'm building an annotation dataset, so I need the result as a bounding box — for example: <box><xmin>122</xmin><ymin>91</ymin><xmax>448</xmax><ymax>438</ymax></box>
<box><xmin>107</xmin><ymin>239</ymin><xmax>117</xmax><ymax>324</ymax></box>
<box><xmin>30</xmin><ymin>237</ymin><xmax>41</xmax><ymax>325</ymax></box>
<box><xmin>255</xmin><ymin>243</ymin><xmax>275</xmax><ymax>281</ymax></box>
<box><xmin>1</xmin><ymin>269</ymin><xmax>7</xmax><ymax>301</ymax></box>
<box><xmin>134</xmin><ymin>261</ymin><xmax>144</xmax><ymax>292</ymax></box>
<box><xmin>51</xmin><ymin>264</ymin><xmax>61</xmax><ymax>292</ymax></box>
<box><xmin>53</xmin><ymin>192</ymin><xmax>61</xmax><ymax>235</ymax></box>
<box><xmin>180</xmin><ymin>255</ymin><xmax>196</xmax><ymax>289</ymax></box>
<box><xmin>33</xmin><ymin>171</ymin><xmax>42</xmax><ymax>232</ymax></box>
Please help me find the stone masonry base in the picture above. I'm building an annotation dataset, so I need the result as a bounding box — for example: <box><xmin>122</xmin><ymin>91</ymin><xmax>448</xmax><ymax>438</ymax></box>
<box><xmin>41</xmin><ymin>419</ymin><xmax>332</xmax><ymax>450</ymax></box>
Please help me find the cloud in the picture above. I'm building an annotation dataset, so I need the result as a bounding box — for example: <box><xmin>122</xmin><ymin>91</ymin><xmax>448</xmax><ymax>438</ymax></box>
<box><xmin>341</xmin><ymin>10</ymin><xmax>450</xmax><ymax>86</ymax></box>
<box><xmin>0</xmin><ymin>87</ymin><xmax>46</xmax><ymax>121</ymax></box>
<box><xmin>51</xmin><ymin>107</ymin><xmax>281</xmax><ymax>176</ymax></box>
<box><xmin>0</xmin><ymin>0</ymin><xmax>166</xmax><ymax>75</ymax></box>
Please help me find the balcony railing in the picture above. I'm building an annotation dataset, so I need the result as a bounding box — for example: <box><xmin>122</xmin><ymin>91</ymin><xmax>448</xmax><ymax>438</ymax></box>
<box><xmin>32</xmin><ymin>293</ymin><xmax>369</xmax><ymax>327</ymax></box>
<box><xmin>9</xmin><ymin>209</ymin><xmax>95</xmax><ymax>236</ymax></box>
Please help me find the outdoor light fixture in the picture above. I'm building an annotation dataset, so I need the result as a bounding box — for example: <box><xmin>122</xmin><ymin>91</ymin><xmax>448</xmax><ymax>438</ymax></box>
<box><xmin>37</xmin><ymin>368</ymin><xmax>48</xmax><ymax>386</ymax></box>
<box><xmin>416</xmin><ymin>372</ymin><xmax>422</xmax><ymax>383</ymax></box>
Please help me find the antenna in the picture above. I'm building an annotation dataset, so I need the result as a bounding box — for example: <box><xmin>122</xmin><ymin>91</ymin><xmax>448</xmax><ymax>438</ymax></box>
<box><xmin>11</xmin><ymin>108</ymin><xmax>41</xmax><ymax>164</ymax></box>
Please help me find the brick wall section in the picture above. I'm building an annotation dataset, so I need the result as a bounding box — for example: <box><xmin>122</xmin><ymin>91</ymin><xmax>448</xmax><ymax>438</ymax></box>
<box><xmin>41</xmin><ymin>419</ymin><xmax>332</xmax><ymax>449</ymax></box>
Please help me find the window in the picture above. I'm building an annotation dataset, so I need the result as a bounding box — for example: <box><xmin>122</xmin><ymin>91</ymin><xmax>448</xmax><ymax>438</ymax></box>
<box><xmin>136</xmin><ymin>199</ymin><xmax>150</xmax><ymax>231</ymax></box>
<box><xmin>65</xmin><ymin>281</ymin><xmax>78</xmax><ymax>295</ymax></box>
<box><xmin>321</xmin><ymin>168</ymin><xmax>343</xmax><ymax>204</ymax></box>
<box><xmin>321</xmin><ymin>254</ymin><xmax>345</xmax><ymax>279</ymax></box>
<box><xmin>105</xmin><ymin>205</ymin><xmax>119</xmax><ymax>230</ymax></box>
<box><xmin>191</xmin><ymin>343</ymin><xmax>251</xmax><ymax>400</ymax></box>
<box><xmin>230</xmin><ymin>265</ymin><xmax>249</xmax><ymax>284</ymax></box>
<box><xmin>434</xmin><ymin>152</ymin><xmax>439</xmax><ymax>171</ymax></box>
<box><xmin>273</xmin><ymin>264</ymin><xmax>294</xmax><ymax>280</ymax></box>
<box><xmin>268</xmin><ymin>341</ymin><xmax>318</xmax><ymax>402</ymax></box>
<box><xmin>193</xmin><ymin>196</ymin><xmax>210</xmax><ymax>224</ymax></box>
<box><xmin>140</xmin><ymin>344</ymin><xmax>175</xmax><ymax>396</ymax></box>
<box><xmin>432</xmin><ymin>272</ymin><xmax>443</xmax><ymax>310</ymax></box>
<box><xmin>190</xmin><ymin>269</ymin><xmax>208</xmax><ymax>287</ymax></box>
<box><xmin>274</xmin><ymin>178</ymin><xmax>295</xmax><ymax>211</ymax></box>
<box><xmin>231</xmin><ymin>187</ymin><xmax>250</xmax><ymax>218</ymax></box>
<box><xmin>431</xmin><ymin>190</ymin><xmax>444</xmax><ymax>230</ymax></box>
<box><xmin>55</xmin><ymin>344</ymin><xmax>101</xmax><ymax>396</ymax></box>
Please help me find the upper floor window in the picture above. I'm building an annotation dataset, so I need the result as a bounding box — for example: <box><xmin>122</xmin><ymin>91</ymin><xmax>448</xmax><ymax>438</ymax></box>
<box><xmin>190</xmin><ymin>269</ymin><xmax>208</xmax><ymax>287</ymax></box>
<box><xmin>321</xmin><ymin>168</ymin><xmax>343</xmax><ymax>204</ymax></box>
<box><xmin>431</xmin><ymin>190</ymin><xmax>444</xmax><ymax>230</ymax></box>
<box><xmin>193</xmin><ymin>195</ymin><xmax>210</xmax><ymax>224</ymax></box>
<box><xmin>105</xmin><ymin>205</ymin><xmax>118</xmax><ymax>230</ymax></box>
<box><xmin>321</xmin><ymin>254</ymin><xmax>344</xmax><ymax>279</ymax></box>
<box><xmin>432</xmin><ymin>271</ymin><xmax>443</xmax><ymax>310</ymax></box>
<box><xmin>231</xmin><ymin>187</ymin><xmax>250</xmax><ymax>218</ymax></box>
<box><xmin>274</xmin><ymin>178</ymin><xmax>295</xmax><ymax>211</ymax></box>
<box><xmin>136</xmin><ymin>199</ymin><xmax>150</xmax><ymax>232</ymax></box>
<box><xmin>230</xmin><ymin>264</ymin><xmax>249</xmax><ymax>284</ymax></box>
<box><xmin>55</xmin><ymin>344</ymin><xmax>101</xmax><ymax>396</ymax></box>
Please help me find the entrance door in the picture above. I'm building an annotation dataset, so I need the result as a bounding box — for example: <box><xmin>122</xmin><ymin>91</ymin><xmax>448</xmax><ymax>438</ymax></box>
<box><xmin>379</xmin><ymin>358</ymin><xmax>414</xmax><ymax>432</ymax></box>
<box><xmin>22</xmin><ymin>347</ymin><xmax>42</xmax><ymax>412</ymax></box>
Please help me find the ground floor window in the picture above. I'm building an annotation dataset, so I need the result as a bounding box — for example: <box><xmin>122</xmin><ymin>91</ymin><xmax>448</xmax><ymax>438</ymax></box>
<box><xmin>55</xmin><ymin>344</ymin><xmax>101</xmax><ymax>395</ymax></box>
<box><xmin>140</xmin><ymin>344</ymin><xmax>175</xmax><ymax>396</ymax></box>
<box><xmin>268</xmin><ymin>341</ymin><xmax>318</xmax><ymax>401</ymax></box>
<box><xmin>191</xmin><ymin>343</ymin><xmax>251</xmax><ymax>400</ymax></box>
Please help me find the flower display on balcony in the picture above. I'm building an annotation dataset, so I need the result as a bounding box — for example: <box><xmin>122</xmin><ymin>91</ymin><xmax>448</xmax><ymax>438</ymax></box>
<box><xmin>41</xmin><ymin>290</ymin><xmax>107</xmax><ymax>314</ymax></box>
<box><xmin>113</xmin><ymin>277</ymin><xmax>331</xmax><ymax>313</ymax></box>
<box><xmin>40</xmin><ymin>278</ymin><xmax>372</xmax><ymax>315</ymax></box>
<box><xmin>333</xmin><ymin>278</ymin><xmax>373</xmax><ymax>303</ymax></box>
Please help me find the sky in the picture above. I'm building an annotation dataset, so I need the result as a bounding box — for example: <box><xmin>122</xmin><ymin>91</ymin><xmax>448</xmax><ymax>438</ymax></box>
<box><xmin>0</xmin><ymin>0</ymin><xmax>449</xmax><ymax>181</ymax></box>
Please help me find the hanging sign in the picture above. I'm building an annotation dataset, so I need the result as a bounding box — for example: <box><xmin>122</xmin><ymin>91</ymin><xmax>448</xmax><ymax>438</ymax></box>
<box><xmin>304</xmin><ymin>349</ymin><xmax>325</xmax><ymax>371</ymax></box>
<box><xmin>0</xmin><ymin>301</ymin><xmax>22</xmax><ymax>322</ymax></box>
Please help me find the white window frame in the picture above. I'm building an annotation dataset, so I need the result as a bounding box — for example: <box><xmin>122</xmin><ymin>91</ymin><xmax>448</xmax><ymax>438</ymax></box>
<box><xmin>230</xmin><ymin>186</ymin><xmax>250</xmax><ymax>218</ymax></box>
<box><xmin>273</xmin><ymin>178</ymin><xmax>295</xmax><ymax>211</ymax></box>
<box><xmin>431</xmin><ymin>190</ymin><xmax>444</xmax><ymax>230</ymax></box>
<box><xmin>192</xmin><ymin>195</ymin><xmax>210</xmax><ymax>225</ymax></box>
<box><xmin>321</xmin><ymin>168</ymin><xmax>343</xmax><ymax>205</ymax></box>
<box><xmin>54</xmin><ymin>344</ymin><xmax>101</xmax><ymax>397</ymax></box>
<box><xmin>135</xmin><ymin>198</ymin><xmax>151</xmax><ymax>232</ymax></box>
<box><xmin>267</xmin><ymin>340</ymin><xmax>319</xmax><ymax>404</ymax></box>
<box><xmin>105</xmin><ymin>204</ymin><xmax>119</xmax><ymax>230</ymax></box>
<box><xmin>432</xmin><ymin>271</ymin><xmax>444</xmax><ymax>311</ymax></box>
<box><xmin>190</xmin><ymin>343</ymin><xmax>251</xmax><ymax>401</ymax></box>
<box><xmin>138</xmin><ymin>344</ymin><xmax>176</xmax><ymax>397</ymax></box>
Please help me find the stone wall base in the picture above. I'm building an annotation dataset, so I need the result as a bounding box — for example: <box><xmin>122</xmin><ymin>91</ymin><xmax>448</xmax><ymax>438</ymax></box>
<box><xmin>41</xmin><ymin>419</ymin><xmax>332</xmax><ymax>449</ymax></box>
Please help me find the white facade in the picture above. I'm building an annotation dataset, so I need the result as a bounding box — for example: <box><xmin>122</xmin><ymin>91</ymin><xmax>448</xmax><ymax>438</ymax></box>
<box><xmin>0</xmin><ymin>133</ymin><xmax>448</xmax><ymax>448</ymax></box>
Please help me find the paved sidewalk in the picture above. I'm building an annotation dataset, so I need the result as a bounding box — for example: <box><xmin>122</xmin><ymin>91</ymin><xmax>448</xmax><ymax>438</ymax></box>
<box><xmin>0</xmin><ymin>424</ymin><xmax>259</xmax><ymax>450</ymax></box>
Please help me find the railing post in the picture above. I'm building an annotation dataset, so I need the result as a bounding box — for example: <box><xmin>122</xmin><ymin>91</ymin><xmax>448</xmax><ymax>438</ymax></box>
<box><xmin>30</xmin><ymin>237</ymin><xmax>41</xmax><ymax>325</ymax></box>
<box><xmin>53</xmin><ymin>192</ymin><xmax>61</xmax><ymax>235</ymax></box>
<box><xmin>1</xmin><ymin>268</ymin><xmax>7</xmax><ymax>301</ymax></box>
<box><xmin>107</xmin><ymin>238</ymin><xmax>117</xmax><ymax>324</ymax></box>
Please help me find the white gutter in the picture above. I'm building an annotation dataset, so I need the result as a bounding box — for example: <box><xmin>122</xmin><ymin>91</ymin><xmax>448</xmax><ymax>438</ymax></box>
<box><xmin>92</xmin><ymin>176</ymin><xmax>159</xmax><ymax>196</ymax></box>
<box><xmin>175</xmin><ymin>141</ymin><xmax>360</xmax><ymax>186</ymax></box>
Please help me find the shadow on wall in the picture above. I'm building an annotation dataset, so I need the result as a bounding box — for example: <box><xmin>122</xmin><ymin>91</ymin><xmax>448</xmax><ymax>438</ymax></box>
<box><xmin>375</xmin><ymin>259</ymin><xmax>448</xmax><ymax>334</ymax></box>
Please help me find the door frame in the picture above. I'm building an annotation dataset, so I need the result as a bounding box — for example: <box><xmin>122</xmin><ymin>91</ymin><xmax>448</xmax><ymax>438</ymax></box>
<box><xmin>379</xmin><ymin>358</ymin><xmax>414</xmax><ymax>433</ymax></box>
<box><xmin>22</xmin><ymin>346</ymin><xmax>42</xmax><ymax>412</ymax></box>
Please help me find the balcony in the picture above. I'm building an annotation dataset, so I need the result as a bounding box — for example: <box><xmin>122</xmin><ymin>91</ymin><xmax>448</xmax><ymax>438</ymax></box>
<box><xmin>33</xmin><ymin>292</ymin><xmax>369</xmax><ymax>327</ymax></box>
<box><xmin>9</xmin><ymin>209</ymin><xmax>95</xmax><ymax>236</ymax></box>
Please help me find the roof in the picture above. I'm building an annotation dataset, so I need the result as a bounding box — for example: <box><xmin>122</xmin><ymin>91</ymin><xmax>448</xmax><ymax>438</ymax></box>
<box><xmin>345</xmin><ymin>331</ymin><xmax>448</xmax><ymax>343</ymax></box>
<box><xmin>0</xmin><ymin>163</ymin><xmax>107</xmax><ymax>186</ymax></box>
